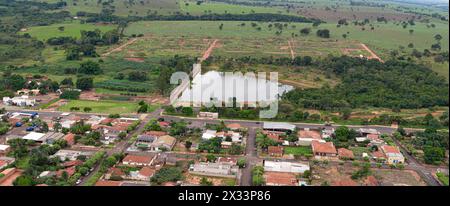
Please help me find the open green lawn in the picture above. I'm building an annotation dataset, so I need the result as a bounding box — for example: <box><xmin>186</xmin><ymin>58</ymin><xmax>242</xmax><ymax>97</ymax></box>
<box><xmin>284</xmin><ymin>146</ymin><xmax>312</xmax><ymax>156</ymax></box>
<box><xmin>19</xmin><ymin>21</ymin><xmax>116</xmax><ymax>41</ymax></box>
<box><xmin>436</xmin><ymin>172</ymin><xmax>449</xmax><ymax>186</ymax></box>
<box><xmin>58</xmin><ymin>100</ymin><xmax>141</xmax><ymax>114</ymax></box>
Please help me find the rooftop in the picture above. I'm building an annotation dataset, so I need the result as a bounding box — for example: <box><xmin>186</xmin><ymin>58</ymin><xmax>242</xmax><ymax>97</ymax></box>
<box><xmin>311</xmin><ymin>141</ymin><xmax>337</xmax><ymax>154</ymax></box>
<box><xmin>263</xmin><ymin>122</ymin><xmax>296</xmax><ymax>131</ymax></box>
<box><xmin>264</xmin><ymin>172</ymin><xmax>298</xmax><ymax>186</ymax></box>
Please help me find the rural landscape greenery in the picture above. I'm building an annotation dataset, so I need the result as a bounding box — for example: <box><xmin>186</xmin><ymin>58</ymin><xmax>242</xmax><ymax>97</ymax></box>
<box><xmin>0</xmin><ymin>0</ymin><xmax>449</xmax><ymax>188</ymax></box>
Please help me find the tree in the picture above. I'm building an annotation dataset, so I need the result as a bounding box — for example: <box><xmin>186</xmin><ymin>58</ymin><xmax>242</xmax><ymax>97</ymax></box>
<box><xmin>151</xmin><ymin>167</ymin><xmax>183</xmax><ymax>185</ymax></box>
<box><xmin>300</xmin><ymin>28</ymin><xmax>311</xmax><ymax>35</ymax></box>
<box><xmin>104</xmin><ymin>156</ymin><xmax>117</xmax><ymax>168</ymax></box>
<box><xmin>252</xmin><ymin>166</ymin><xmax>265</xmax><ymax>186</ymax></box>
<box><xmin>185</xmin><ymin>141</ymin><xmax>192</xmax><ymax>150</ymax></box>
<box><xmin>200</xmin><ymin>177</ymin><xmax>213</xmax><ymax>186</ymax></box>
<box><xmin>78</xmin><ymin>61</ymin><xmax>102</xmax><ymax>75</ymax></box>
<box><xmin>206</xmin><ymin>154</ymin><xmax>217</xmax><ymax>162</ymax></box>
<box><xmin>83</xmin><ymin>107</ymin><xmax>92</xmax><ymax>112</ymax></box>
<box><xmin>423</xmin><ymin>146</ymin><xmax>445</xmax><ymax>165</ymax></box>
<box><xmin>256</xmin><ymin>133</ymin><xmax>277</xmax><ymax>150</ymax></box>
<box><xmin>13</xmin><ymin>175</ymin><xmax>35</xmax><ymax>186</ymax></box>
<box><xmin>316</xmin><ymin>29</ymin><xmax>330</xmax><ymax>38</ymax></box>
<box><xmin>128</xmin><ymin>71</ymin><xmax>148</xmax><ymax>82</ymax></box>
<box><xmin>434</xmin><ymin>34</ymin><xmax>442</xmax><ymax>41</ymax></box>
<box><xmin>237</xmin><ymin>158</ymin><xmax>246</xmax><ymax>168</ymax></box>
<box><xmin>335</xmin><ymin>126</ymin><xmax>356</xmax><ymax>142</ymax></box>
<box><xmin>76</xmin><ymin>77</ymin><xmax>94</xmax><ymax>90</ymax></box>
<box><xmin>340</xmin><ymin>108</ymin><xmax>352</xmax><ymax>120</ymax></box>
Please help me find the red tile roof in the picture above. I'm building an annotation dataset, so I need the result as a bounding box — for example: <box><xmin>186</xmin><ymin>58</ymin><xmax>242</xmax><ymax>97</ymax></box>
<box><xmin>100</xmin><ymin>118</ymin><xmax>114</xmax><ymax>125</ymax></box>
<box><xmin>227</xmin><ymin>123</ymin><xmax>242</xmax><ymax>130</ymax></box>
<box><xmin>338</xmin><ymin>148</ymin><xmax>354</xmax><ymax>159</ymax></box>
<box><xmin>159</xmin><ymin>121</ymin><xmax>171</xmax><ymax>127</ymax></box>
<box><xmin>372</xmin><ymin>151</ymin><xmax>385</xmax><ymax>159</ymax></box>
<box><xmin>0</xmin><ymin>160</ymin><xmax>7</xmax><ymax>168</ymax></box>
<box><xmin>122</xmin><ymin>155</ymin><xmax>153</xmax><ymax>165</ymax></box>
<box><xmin>57</xmin><ymin>166</ymin><xmax>76</xmax><ymax>177</ymax></box>
<box><xmin>298</xmin><ymin>130</ymin><xmax>322</xmax><ymax>139</ymax></box>
<box><xmin>62</xmin><ymin>160</ymin><xmax>83</xmax><ymax>167</ymax></box>
<box><xmin>311</xmin><ymin>141</ymin><xmax>337</xmax><ymax>154</ymax></box>
<box><xmin>367</xmin><ymin>134</ymin><xmax>380</xmax><ymax>140</ymax></box>
<box><xmin>217</xmin><ymin>157</ymin><xmax>237</xmax><ymax>165</ymax></box>
<box><xmin>264</xmin><ymin>172</ymin><xmax>298</xmax><ymax>186</ymax></box>
<box><xmin>268</xmin><ymin>146</ymin><xmax>284</xmax><ymax>155</ymax></box>
<box><xmin>64</xmin><ymin>133</ymin><xmax>75</xmax><ymax>145</ymax></box>
<box><xmin>108</xmin><ymin>167</ymin><xmax>125</xmax><ymax>177</ymax></box>
<box><xmin>144</xmin><ymin>131</ymin><xmax>168</xmax><ymax>137</ymax></box>
<box><xmin>139</xmin><ymin>167</ymin><xmax>155</xmax><ymax>177</ymax></box>
<box><xmin>381</xmin><ymin>145</ymin><xmax>401</xmax><ymax>154</ymax></box>
<box><xmin>95</xmin><ymin>180</ymin><xmax>124</xmax><ymax>186</ymax></box>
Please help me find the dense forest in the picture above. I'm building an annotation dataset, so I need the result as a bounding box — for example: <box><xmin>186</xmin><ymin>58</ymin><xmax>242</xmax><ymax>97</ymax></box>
<box><xmin>283</xmin><ymin>56</ymin><xmax>449</xmax><ymax>110</ymax></box>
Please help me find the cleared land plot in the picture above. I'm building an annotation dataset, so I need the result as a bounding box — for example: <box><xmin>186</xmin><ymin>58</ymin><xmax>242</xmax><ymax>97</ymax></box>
<box><xmin>284</xmin><ymin>146</ymin><xmax>312</xmax><ymax>156</ymax></box>
<box><xmin>57</xmin><ymin>99</ymin><xmax>141</xmax><ymax>114</ymax></box>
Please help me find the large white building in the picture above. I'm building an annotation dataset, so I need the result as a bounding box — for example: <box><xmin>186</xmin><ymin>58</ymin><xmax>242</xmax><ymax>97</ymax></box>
<box><xmin>263</xmin><ymin>161</ymin><xmax>310</xmax><ymax>173</ymax></box>
<box><xmin>3</xmin><ymin>96</ymin><xmax>36</xmax><ymax>107</ymax></box>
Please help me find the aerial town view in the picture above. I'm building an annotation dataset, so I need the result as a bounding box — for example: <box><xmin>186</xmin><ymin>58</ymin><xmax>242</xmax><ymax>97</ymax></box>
<box><xmin>0</xmin><ymin>0</ymin><xmax>448</xmax><ymax>189</ymax></box>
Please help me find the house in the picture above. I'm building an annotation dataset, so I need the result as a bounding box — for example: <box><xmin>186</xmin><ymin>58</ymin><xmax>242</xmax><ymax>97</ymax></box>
<box><xmin>56</xmin><ymin>166</ymin><xmax>76</xmax><ymax>178</ymax></box>
<box><xmin>263</xmin><ymin>160</ymin><xmax>310</xmax><ymax>173</ymax></box>
<box><xmin>0</xmin><ymin>144</ymin><xmax>11</xmax><ymax>155</ymax></box>
<box><xmin>22</xmin><ymin>132</ymin><xmax>46</xmax><ymax>142</ymax></box>
<box><xmin>264</xmin><ymin>172</ymin><xmax>299</xmax><ymax>186</ymax></box>
<box><xmin>16</xmin><ymin>89</ymin><xmax>40</xmax><ymax>96</ymax></box>
<box><xmin>217</xmin><ymin>157</ymin><xmax>237</xmax><ymax>165</ymax></box>
<box><xmin>371</xmin><ymin>151</ymin><xmax>386</xmax><ymax>162</ymax></box>
<box><xmin>198</xmin><ymin>112</ymin><xmax>219</xmax><ymax>119</ymax></box>
<box><xmin>297</xmin><ymin>128</ymin><xmax>325</xmax><ymax>146</ymax></box>
<box><xmin>202</xmin><ymin>130</ymin><xmax>217</xmax><ymax>140</ymax></box>
<box><xmin>64</xmin><ymin>133</ymin><xmax>76</xmax><ymax>146</ymax></box>
<box><xmin>263</xmin><ymin>122</ymin><xmax>295</xmax><ymax>132</ymax></box>
<box><xmin>105</xmin><ymin>167</ymin><xmax>126</xmax><ymax>180</ymax></box>
<box><xmin>144</xmin><ymin>131</ymin><xmax>167</xmax><ymax>137</ymax></box>
<box><xmin>190</xmin><ymin>162</ymin><xmax>238</xmax><ymax>177</ymax></box>
<box><xmin>41</xmin><ymin>132</ymin><xmax>65</xmax><ymax>144</ymax></box>
<box><xmin>150</xmin><ymin>135</ymin><xmax>177</xmax><ymax>151</ymax></box>
<box><xmin>135</xmin><ymin>134</ymin><xmax>156</xmax><ymax>148</ymax></box>
<box><xmin>129</xmin><ymin>167</ymin><xmax>155</xmax><ymax>181</ymax></box>
<box><xmin>337</xmin><ymin>148</ymin><xmax>354</xmax><ymax>160</ymax></box>
<box><xmin>159</xmin><ymin>121</ymin><xmax>171</xmax><ymax>128</ymax></box>
<box><xmin>61</xmin><ymin>120</ymin><xmax>76</xmax><ymax>129</ymax></box>
<box><xmin>226</xmin><ymin>123</ymin><xmax>242</xmax><ymax>131</ymax></box>
<box><xmin>122</xmin><ymin>154</ymin><xmax>156</xmax><ymax>167</ymax></box>
<box><xmin>217</xmin><ymin>131</ymin><xmax>242</xmax><ymax>143</ymax></box>
<box><xmin>265</xmin><ymin>132</ymin><xmax>284</xmax><ymax>143</ymax></box>
<box><xmin>311</xmin><ymin>141</ymin><xmax>337</xmax><ymax>158</ymax></box>
<box><xmin>0</xmin><ymin>168</ymin><xmax>23</xmax><ymax>186</ymax></box>
<box><xmin>51</xmin><ymin>149</ymin><xmax>94</xmax><ymax>161</ymax></box>
<box><xmin>268</xmin><ymin>146</ymin><xmax>284</xmax><ymax>157</ymax></box>
<box><xmin>3</xmin><ymin>96</ymin><xmax>36</xmax><ymax>107</ymax></box>
<box><xmin>38</xmin><ymin>171</ymin><xmax>56</xmax><ymax>179</ymax></box>
<box><xmin>95</xmin><ymin>180</ymin><xmax>124</xmax><ymax>186</ymax></box>
<box><xmin>358</xmin><ymin>128</ymin><xmax>379</xmax><ymax>135</ymax></box>
<box><xmin>0</xmin><ymin>157</ymin><xmax>15</xmax><ymax>170</ymax></box>
<box><xmin>380</xmin><ymin>145</ymin><xmax>405</xmax><ymax>165</ymax></box>
<box><xmin>321</xmin><ymin>128</ymin><xmax>335</xmax><ymax>139</ymax></box>
<box><xmin>221</xmin><ymin>141</ymin><xmax>232</xmax><ymax>149</ymax></box>
<box><xmin>367</xmin><ymin>134</ymin><xmax>384</xmax><ymax>145</ymax></box>
<box><xmin>62</xmin><ymin>160</ymin><xmax>83</xmax><ymax>168</ymax></box>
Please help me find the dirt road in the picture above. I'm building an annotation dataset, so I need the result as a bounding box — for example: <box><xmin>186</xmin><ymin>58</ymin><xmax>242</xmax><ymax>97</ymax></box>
<box><xmin>360</xmin><ymin>43</ymin><xmax>383</xmax><ymax>62</ymax></box>
<box><xmin>101</xmin><ymin>38</ymin><xmax>138</xmax><ymax>57</ymax></box>
<box><xmin>199</xmin><ymin>39</ymin><xmax>218</xmax><ymax>62</ymax></box>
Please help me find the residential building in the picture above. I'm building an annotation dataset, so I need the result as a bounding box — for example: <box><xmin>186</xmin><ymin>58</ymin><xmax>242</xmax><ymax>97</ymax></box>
<box><xmin>263</xmin><ymin>160</ymin><xmax>310</xmax><ymax>173</ymax></box>
<box><xmin>311</xmin><ymin>141</ymin><xmax>337</xmax><ymax>158</ymax></box>
<box><xmin>198</xmin><ymin>112</ymin><xmax>219</xmax><ymax>119</ymax></box>
<box><xmin>264</xmin><ymin>172</ymin><xmax>299</xmax><ymax>186</ymax></box>
<box><xmin>0</xmin><ymin>144</ymin><xmax>11</xmax><ymax>155</ymax></box>
<box><xmin>202</xmin><ymin>129</ymin><xmax>217</xmax><ymax>140</ymax></box>
<box><xmin>129</xmin><ymin>167</ymin><xmax>155</xmax><ymax>181</ymax></box>
<box><xmin>337</xmin><ymin>148</ymin><xmax>354</xmax><ymax>160</ymax></box>
<box><xmin>64</xmin><ymin>133</ymin><xmax>76</xmax><ymax>146</ymax></box>
<box><xmin>297</xmin><ymin>128</ymin><xmax>325</xmax><ymax>146</ymax></box>
<box><xmin>122</xmin><ymin>154</ymin><xmax>156</xmax><ymax>167</ymax></box>
<box><xmin>0</xmin><ymin>157</ymin><xmax>15</xmax><ymax>170</ymax></box>
<box><xmin>3</xmin><ymin>96</ymin><xmax>36</xmax><ymax>107</ymax></box>
<box><xmin>263</xmin><ymin>122</ymin><xmax>295</xmax><ymax>132</ymax></box>
<box><xmin>217</xmin><ymin>157</ymin><xmax>237</xmax><ymax>165</ymax></box>
<box><xmin>268</xmin><ymin>146</ymin><xmax>284</xmax><ymax>157</ymax></box>
<box><xmin>380</xmin><ymin>145</ymin><xmax>405</xmax><ymax>164</ymax></box>
<box><xmin>150</xmin><ymin>135</ymin><xmax>176</xmax><ymax>151</ymax></box>
<box><xmin>226</xmin><ymin>123</ymin><xmax>242</xmax><ymax>131</ymax></box>
<box><xmin>321</xmin><ymin>128</ymin><xmax>335</xmax><ymax>139</ymax></box>
<box><xmin>190</xmin><ymin>162</ymin><xmax>238</xmax><ymax>177</ymax></box>
<box><xmin>22</xmin><ymin>132</ymin><xmax>46</xmax><ymax>142</ymax></box>
<box><xmin>51</xmin><ymin>149</ymin><xmax>94</xmax><ymax>161</ymax></box>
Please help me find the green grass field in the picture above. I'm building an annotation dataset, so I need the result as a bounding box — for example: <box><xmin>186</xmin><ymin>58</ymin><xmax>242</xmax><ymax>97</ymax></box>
<box><xmin>284</xmin><ymin>146</ymin><xmax>312</xmax><ymax>156</ymax></box>
<box><xmin>58</xmin><ymin>100</ymin><xmax>141</xmax><ymax>114</ymax></box>
<box><xmin>180</xmin><ymin>0</ymin><xmax>287</xmax><ymax>15</ymax></box>
<box><xmin>19</xmin><ymin>21</ymin><xmax>116</xmax><ymax>41</ymax></box>
<box><xmin>436</xmin><ymin>172</ymin><xmax>449</xmax><ymax>186</ymax></box>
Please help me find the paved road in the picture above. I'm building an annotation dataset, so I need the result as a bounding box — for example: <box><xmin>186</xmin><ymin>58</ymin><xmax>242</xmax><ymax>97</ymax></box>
<box><xmin>3</xmin><ymin>108</ymin><xmax>438</xmax><ymax>186</ymax></box>
<box><xmin>392</xmin><ymin>137</ymin><xmax>442</xmax><ymax>186</ymax></box>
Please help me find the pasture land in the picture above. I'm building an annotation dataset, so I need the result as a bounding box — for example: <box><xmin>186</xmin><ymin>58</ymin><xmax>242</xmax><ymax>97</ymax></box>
<box><xmin>180</xmin><ymin>0</ymin><xmax>287</xmax><ymax>15</ymax></box>
<box><xmin>18</xmin><ymin>21</ymin><xmax>116</xmax><ymax>41</ymax></box>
